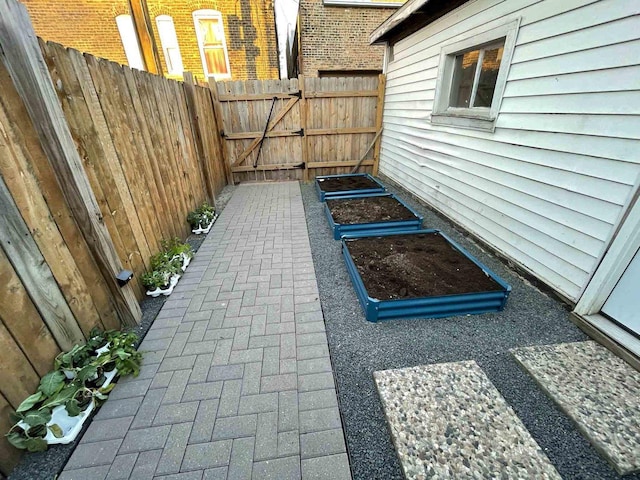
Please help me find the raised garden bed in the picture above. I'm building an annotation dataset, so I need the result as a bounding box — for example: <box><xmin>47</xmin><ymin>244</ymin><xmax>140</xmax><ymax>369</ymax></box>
<box><xmin>342</xmin><ymin>229</ymin><xmax>511</xmax><ymax>322</ymax></box>
<box><xmin>325</xmin><ymin>193</ymin><xmax>423</xmax><ymax>240</ymax></box>
<box><xmin>315</xmin><ymin>173</ymin><xmax>386</xmax><ymax>202</ymax></box>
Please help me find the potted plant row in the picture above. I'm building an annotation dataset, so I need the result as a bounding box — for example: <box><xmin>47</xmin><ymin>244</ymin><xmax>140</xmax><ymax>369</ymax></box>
<box><xmin>188</xmin><ymin>202</ymin><xmax>217</xmax><ymax>234</ymax></box>
<box><xmin>141</xmin><ymin>238</ymin><xmax>193</xmax><ymax>297</ymax></box>
<box><xmin>6</xmin><ymin>329</ymin><xmax>142</xmax><ymax>451</ymax></box>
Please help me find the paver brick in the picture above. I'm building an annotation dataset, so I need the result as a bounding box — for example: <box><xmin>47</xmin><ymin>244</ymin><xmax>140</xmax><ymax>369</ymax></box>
<box><xmin>278</xmin><ymin>391</ymin><xmax>298</xmax><ymax>432</ymax></box>
<box><xmin>296</xmin><ymin>332</ymin><xmax>328</xmax><ymax>347</ymax></box>
<box><xmin>241</xmin><ymin>362</ymin><xmax>262</xmax><ymax>396</ymax></box>
<box><xmin>189</xmin><ymin>353</ymin><xmax>214</xmax><ymax>384</ymax></box>
<box><xmin>280</xmin><ymin>358</ymin><xmax>297</xmax><ymax>374</ymax></box>
<box><xmin>182</xmin><ymin>440</ymin><xmax>233</xmax><ymax>471</ymax></box>
<box><xmin>190</xmin><ymin>399</ymin><xmax>219</xmax><ymax>444</ymax></box>
<box><xmin>238</xmin><ymin>392</ymin><xmax>278</xmax><ymax>415</ymax></box>
<box><xmin>261</xmin><ymin>373</ymin><xmax>297</xmax><ymax>393</ymax></box>
<box><xmin>297</xmin><ymin>357</ymin><xmax>333</xmax><ymax>376</ymax></box>
<box><xmin>119</xmin><ymin>425</ymin><xmax>170</xmax><ymax>454</ymax></box>
<box><xmin>82</xmin><ymin>416</ymin><xmax>133</xmax><ymax>443</ymax></box>
<box><xmin>131</xmin><ymin>387</ymin><xmax>166</xmax><ymax>429</ymax></box>
<box><xmin>228</xmin><ymin>348</ymin><xmax>263</xmax><ymax>364</ymax></box>
<box><xmin>158</xmin><ymin>355</ymin><xmax>197</xmax><ymax>373</ymax></box>
<box><xmin>294</xmin><ymin>311</ymin><xmax>324</xmax><ymax>324</ymax></box>
<box><xmin>299</xmin><ymin>389</ymin><xmax>339</xmax><ymax>411</ymax></box>
<box><xmin>154</xmin><ymin>470</ymin><xmax>205</xmax><ymax>479</ymax></box>
<box><xmin>203</xmin><ymin>467</ymin><xmax>228</xmax><ymax>480</ymax></box>
<box><xmin>250</xmin><ymin>314</ymin><xmax>267</xmax><ymax>336</ymax></box>
<box><xmin>228</xmin><ymin>436</ymin><xmax>255</xmax><ymax>480</ymax></box>
<box><xmin>254</xmin><ymin>411</ymin><xmax>278</xmax><ymax>461</ymax></box>
<box><xmin>302</xmin><ymin>453</ymin><xmax>351</xmax><ymax>480</ymax></box>
<box><xmin>296</xmin><ymin>322</ymin><xmax>326</xmax><ymax>335</ymax></box>
<box><xmin>165</xmin><ymin>332</ymin><xmax>190</xmax><ymax>358</ymax></box>
<box><xmin>217</xmin><ymin>379</ymin><xmax>243</xmax><ymax>417</ymax></box>
<box><xmin>94</xmin><ymin>396</ymin><xmax>143</xmax><ymax>421</ymax></box>
<box><xmin>150</xmin><ymin>371</ymin><xmax>174</xmax><ymax>390</ymax></box>
<box><xmin>299</xmin><ymin>407</ymin><xmax>342</xmax><ymax>434</ymax></box>
<box><xmin>108</xmin><ymin>378</ymin><xmax>152</xmax><ymax>401</ymax></box>
<box><xmin>130</xmin><ymin>449</ymin><xmax>162</xmax><ymax>479</ymax></box>
<box><xmin>153</xmin><ymin>402</ymin><xmax>199</xmax><ymax>426</ymax></box>
<box><xmin>208</xmin><ymin>364</ymin><xmax>244</xmax><ymax>382</ymax></box>
<box><xmin>57</xmin><ymin>465</ymin><xmax>110</xmax><ymax>480</ymax></box>
<box><xmin>163</xmin><ymin>373</ymin><xmax>190</xmax><ymax>405</ymax></box>
<box><xmin>105</xmin><ymin>453</ymin><xmax>138</xmax><ymax>479</ymax></box>
<box><xmin>66</xmin><ymin>439</ymin><xmax>122</xmax><ymax>469</ymax></box>
<box><xmin>300</xmin><ymin>429</ymin><xmax>346</xmax><ymax>459</ymax></box>
<box><xmin>231</xmin><ymin>326</ymin><xmax>250</xmax><ymax>350</ymax></box>
<box><xmin>212</xmin><ymin>414</ymin><xmax>257</xmax><ymax>440</ymax></box>
<box><xmin>212</xmin><ymin>339</ymin><xmax>233</xmax><ymax>365</ymax></box>
<box><xmin>297</xmin><ymin>344</ymin><xmax>329</xmax><ymax>360</ymax></box>
<box><xmin>280</xmin><ymin>333</ymin><xmax>296</xmax><ymax>359</ymax></box>
<box><xmin>298</xmin><ymin>372</ymin><xmax>335</xmax><ymax>392</ymax></box>
<box><xmin>155</xmin><ymin>422</ymin><xmax>192</xmax><ymax>475</ymax></box>
<box><xmin>253</xmin><ymin>455</ymin><xmax>301</xmax><ymax>479</ymax></box>
<box><xmin>278</xmin><ymin>431</ymin><xmax>300</xmax><ymax>457</ymax></box>
<box><xmin>248</xmin><ymin>334</ymin><xmax>280</xmax><ymax>348</ymax></box>
<box><xmin>183</xmin><ymin>340</ymin><xmax>218</xmax><ymax>356</ymax></box>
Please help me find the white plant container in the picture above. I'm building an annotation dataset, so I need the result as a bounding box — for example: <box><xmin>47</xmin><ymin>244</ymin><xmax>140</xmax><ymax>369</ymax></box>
<box><xmin>191</xmin><ymin>214</ymin><xmax>217</xmax><ymax>234</ymax></box>
<box><xmin>145</xmin><ymin>273</ymin><xmax>181</xmax><ymax>297</ymax></box>
<box><xmin>181</xmin><ymin>252</ymin><xmax>191</xmax><ymax>271</ymax></box>
<box><xmin>45</xmin><ymin>400</ymin><xmax>95</xmax><ymax>445</ymax></box>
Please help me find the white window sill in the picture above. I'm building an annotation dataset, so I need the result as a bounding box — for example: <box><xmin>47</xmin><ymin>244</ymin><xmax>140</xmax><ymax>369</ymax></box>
<box><xmin>430</xmin><ymin>113</ymin><xmax>497</xmax><ymax>132</ymax></box>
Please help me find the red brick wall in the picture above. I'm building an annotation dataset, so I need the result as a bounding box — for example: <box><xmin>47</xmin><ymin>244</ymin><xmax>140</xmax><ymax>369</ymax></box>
<box><xmin>23</xmin><ymin>0</ymin><xmax>279</xmax><ymax>80</ymax></box>
<box><xmin>299</xmin><ymin>0</ymin><xmax>399</xmax><ymax>76</ymax></box>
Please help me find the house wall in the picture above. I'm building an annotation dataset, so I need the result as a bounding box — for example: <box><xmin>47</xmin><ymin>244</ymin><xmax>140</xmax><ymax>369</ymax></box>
<box><xmin>380</xmin><ymin>0</ymin><xmax>640</xmax><ymax>302</ymax></box>
<box><xmin>299</xmin><ymin>0</ymin><xmax>402</xmax><ymax>76</ymax></box>
<box><xmin>22</xmin><ymin>0</ymin><xmax>279</xmax><ymax>80</ymax></box>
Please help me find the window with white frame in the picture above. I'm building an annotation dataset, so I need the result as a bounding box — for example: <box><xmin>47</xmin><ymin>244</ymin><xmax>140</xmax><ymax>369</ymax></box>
<box><xmin>156</xmin><ymin>15</ymin><xmax>184</xmax><ymax>75</ymax></box>
<box><xmin>193</xmin><ymin>10</ymin><xmax>231</xmax><ymax>79</ymax></box>
<box><xmin>431</xmin><ymin>20</ymin><xmax>520</xmax><ymax>131</ymax></box>
<box><xmin>115</xmin><ymin>14</ymin><xmax>145</xmax><ymax>71</ymax></box>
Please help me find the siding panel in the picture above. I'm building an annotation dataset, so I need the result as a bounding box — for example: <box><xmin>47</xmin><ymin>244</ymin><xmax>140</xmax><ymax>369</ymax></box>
<box><xmin>381</xmin><ymin>0</ymin><xmax>640</xmax><ymax>301</ymax></box>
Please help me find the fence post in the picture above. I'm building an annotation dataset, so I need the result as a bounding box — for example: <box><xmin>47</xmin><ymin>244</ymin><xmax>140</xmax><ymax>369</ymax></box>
<box><xmin>299</xmin><ymin>75</ymin><xmax>309</xmax><ymax>182</ymax></box>
<box><xmin>208</xmin><ymin>78</ymin><xmax>235</xmax><ymax>186</ymax></box>
<box><xmin>0</xmin><ymin>0</ymin><xmax>141</xmax><ymax>326</ymax></box>
<box><xmin>372</xmin><ymin>73</ymin><xmax>386</xmax><ymax>177</ymax></box>
<box><xmin>183</xmin><ymin>72</ymin><xmax>215</xmax><ymax>204</ymax></box>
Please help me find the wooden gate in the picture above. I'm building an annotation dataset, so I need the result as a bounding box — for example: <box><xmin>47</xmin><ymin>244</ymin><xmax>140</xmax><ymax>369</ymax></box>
<box><xmin>215</xmin><ymin>75</ymin><xmax>385</xmax><ymax>182</ymax></box>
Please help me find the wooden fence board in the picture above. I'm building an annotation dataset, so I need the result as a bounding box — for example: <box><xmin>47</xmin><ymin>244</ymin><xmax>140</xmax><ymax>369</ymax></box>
<box><xmin>0</xmin><ymin>1</ymin><xmax>141</xmax><ymax>326</ymax></box>
<box><xmin>0</xmin><ymin>149</ymin><xmax>85</xmax><ymax>351</ymax></box>
<box><xmin>0</xmin><ymin>319</ymin><xmax>40</xmax><ymax>409</ymax></box>
<box><xmin>0</xmin><ymin>248</ymin><xmax>60</xmax><ymax>376</ymax></box>
<box><xmin>0</xmin><ymin>393</ymin><xmax>19</xmax><ymax>476</ymax></box>
<box><xmin>0</xmin><ymin>88</ymin><xmax>105</xmax><ymax>336</ymax></box>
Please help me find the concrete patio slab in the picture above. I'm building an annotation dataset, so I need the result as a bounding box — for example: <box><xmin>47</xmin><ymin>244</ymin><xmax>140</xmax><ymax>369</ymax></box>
<box><xmin>374</xmin><ymin>361</ymin><xmax>561</xmax><ymax>480</ymax></box>
<box><xmin>513</xmin><ymin>341</ymin><xmax>640</xmax><ymax>475</ymax></box>
<box><xmin>59</xmin><ymin>182</ymin><xmax>350</xmax><ymax>480</ymax></box>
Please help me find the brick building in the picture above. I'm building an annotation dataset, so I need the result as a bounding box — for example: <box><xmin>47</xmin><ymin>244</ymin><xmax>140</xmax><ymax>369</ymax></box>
<box><xmin>23</xmin><ymin>0</ymin><xmax>279</xmax><ymax>81</ymax></box>
<box><xmin>298</xmin><ymin>0</ymin><xmax>404</xmax><ymax>77</ymax></box>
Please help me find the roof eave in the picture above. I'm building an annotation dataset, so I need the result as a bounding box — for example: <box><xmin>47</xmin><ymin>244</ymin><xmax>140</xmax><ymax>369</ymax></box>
<box><xmin>369</xmin><ymin>0</ymin><xmax>430</xmax><ymax>44</ymax></box>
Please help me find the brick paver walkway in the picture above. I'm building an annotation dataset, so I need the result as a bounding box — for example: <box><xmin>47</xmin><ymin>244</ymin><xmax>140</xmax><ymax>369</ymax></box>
<box><xmin>60</xmin><ymin>182</ymin><xmax>351</xmax><ymax>480</ymax></box>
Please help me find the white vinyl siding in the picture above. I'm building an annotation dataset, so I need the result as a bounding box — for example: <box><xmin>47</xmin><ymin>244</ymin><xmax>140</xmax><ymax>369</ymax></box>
<box><xmin>380</xmin><ymin>0</ymin><xmax>640</xmax><ymax>301</ymax></box>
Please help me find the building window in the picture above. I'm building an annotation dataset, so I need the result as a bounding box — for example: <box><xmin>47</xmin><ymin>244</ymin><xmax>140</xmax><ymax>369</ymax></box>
<box><xmin>156</xmin><ymin>15</ymin><xmax>184</xmax><ymax>75</ymax></box>
<box><xmin>115</xmin><ymin>14</ymin><xmax>145</xmax><ymax>71</ymax></box>
<box><xmin>431</xmin><ymin>20</ymin><xmax>520</xmax><ymax>131</ymax></box>
<box><xmin>193</xmin><ymin>10</ymin><xmax>231</xmax><ymax>80</ymax></box>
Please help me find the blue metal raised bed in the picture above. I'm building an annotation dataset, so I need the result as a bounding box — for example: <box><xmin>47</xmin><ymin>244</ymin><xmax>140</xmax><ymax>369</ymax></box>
<box><xmin>324</xmin><ymin>193</ymin><xmax>423</xmax><ymax>240</ymax></box>
<box><xmin>342</xmin><ymin>229</ymin><xmax>511</xmax><ymax>322</ymax></box>
<box><xmin>315</xmin><ymin>173</ymin><xmax>386</xmax><ymax>202</ymax></box>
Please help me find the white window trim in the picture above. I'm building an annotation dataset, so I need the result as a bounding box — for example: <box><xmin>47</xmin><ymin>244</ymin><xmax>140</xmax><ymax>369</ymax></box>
<box><xmin>156</xmin><ymin>15</ymin><xmax>184</xmax><ymax>76</ymax></box>
<box><xmin>193</xmin><ymin>10</ymin><xmax>232</xmax><ymax>80</ymax></box>
<box><xmin>431</xmin><ymin>19</ymin><xmax>521</xmax><ymax>132</ymax></box>
<box><xmin>115</xmin><ymin>14</ymin><xmax>145</xmax><ymax>71</ymax></box>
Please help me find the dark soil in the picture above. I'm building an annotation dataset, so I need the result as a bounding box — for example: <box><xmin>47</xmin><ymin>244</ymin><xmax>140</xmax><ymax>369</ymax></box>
<box><xmin>317</xmin><ymin>175</ymin><xmax>381</xmax><ymax>192</ymax></box>
<box><xmin>327</xmin><ymin>196</ymin><xmax>417</xmax><ymax>224</ymax></box>
<box><xmin>346</xmin><ymin>232</ymin><xmax>503</xmax><ymax>300</ymax></box>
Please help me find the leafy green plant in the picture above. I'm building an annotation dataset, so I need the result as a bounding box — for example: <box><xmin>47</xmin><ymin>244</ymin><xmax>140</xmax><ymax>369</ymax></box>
<box><xmin>6</xmin><ymin>329</ymin><xmax>143</xmax><ymax>451</ymax></box>
<box><xmin>161</xmin><ymin>237</ymin><xmax>193</xmax><ymax>260</ymax></box>
<box><xmin>187</xmin><ymin>202</ymin><xmax>215</xmax><ymax>228</ymax></box>
<box><xmin>141</xmin><ymin>269</ymin><xmax>172</xmax><ymax>290</ymax></box>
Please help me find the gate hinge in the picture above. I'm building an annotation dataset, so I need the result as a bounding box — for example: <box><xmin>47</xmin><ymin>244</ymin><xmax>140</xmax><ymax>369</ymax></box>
<box><xmin>290</xmin><ymin>90</ymin><xmax>302</xmax><ymax>98</ymax></box>
<box><xmin>293</xmin><ymin>128</ymin><xmax>304</xmax><ymax>136</ymax></box>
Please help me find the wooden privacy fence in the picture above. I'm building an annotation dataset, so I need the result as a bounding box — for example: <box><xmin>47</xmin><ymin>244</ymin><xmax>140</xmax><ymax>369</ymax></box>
<box><xmin>215</xmin><ymin>75</ymin><xmax>385</xmax><ymax>182</ymax></box>
<box><xmin>0</xmin><ymin>0</ymin><xmax>227</xmax><ymax>473</ymax></box>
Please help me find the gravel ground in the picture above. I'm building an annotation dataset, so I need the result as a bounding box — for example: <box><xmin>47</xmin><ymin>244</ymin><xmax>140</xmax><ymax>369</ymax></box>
<box><xmin>9</xmin><ymin>186</ymin><xmax>236</xmax><ymax>480</ymax></box>
<box><xmin>301</xmin><ymin>179</ymin><xmax>640</xmax><ymax>480</ymax></box>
